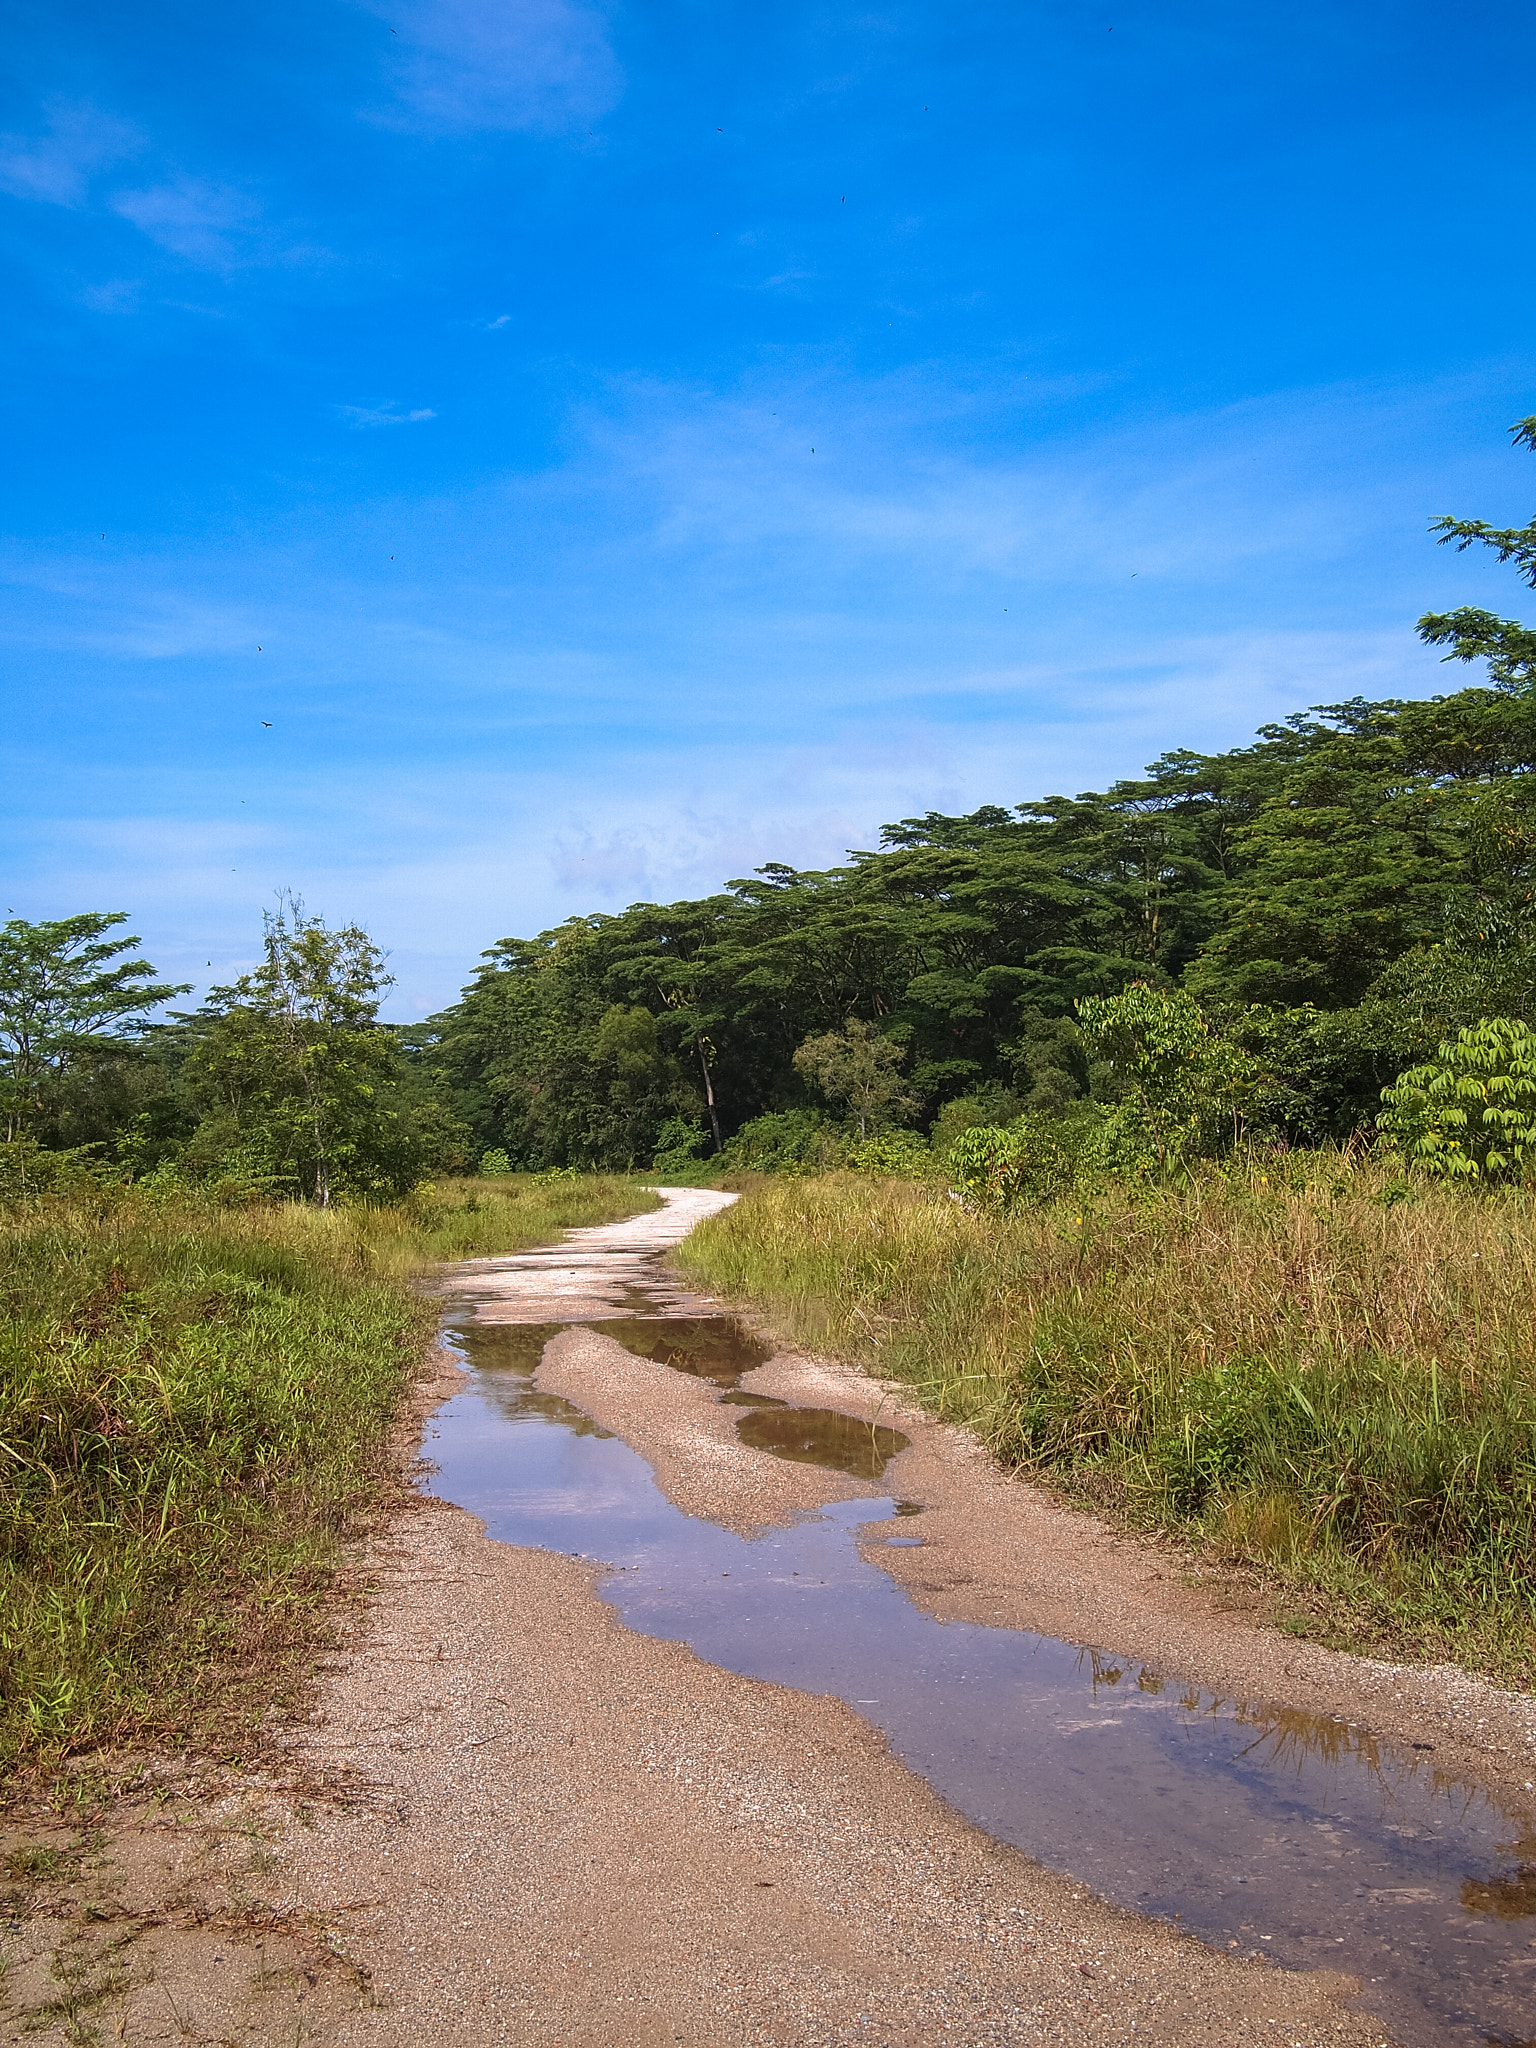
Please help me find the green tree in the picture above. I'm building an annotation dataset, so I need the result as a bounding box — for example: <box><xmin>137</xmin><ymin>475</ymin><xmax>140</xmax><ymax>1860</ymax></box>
<box><xmin>0</xmin><ymin>913</ymin><xmax>187</xmax><ymax>1142</ymax></box>
<box><xmin>1380</xmin><ymin>1017</ymin><xmax>1536</xmax><ymax>1183</ymax></box>
<box><xmin>189</xmin><ymin>897</ymin><xmax>420</xmax><ymax>1204</ymax></box>
<box><xmin>1077</xmin><ymin>983</ymin><xmax>1260</xmax><ymax>1164</ymax></box>
<box><xmin>1418</xmin><ymin>415</ymin><xmax>1536</xmax><ymax>694</ymax></box>
<box><xmin>792</xmin><ymin>1018</ymin><xmax>913</xmax><ymax>1138</ymax></box>
<box><xmin>1189</xmin><ymin>693</ymin><xmax>1536</xmax><ymax>1007</ymax></box>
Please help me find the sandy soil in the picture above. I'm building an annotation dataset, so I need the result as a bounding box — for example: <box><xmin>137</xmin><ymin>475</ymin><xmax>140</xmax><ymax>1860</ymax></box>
<box><xmin>1</xmin><ymin>1342</ymin><xmax>1384</xmax><ymax>2048</ymax></box>
<box><xmin>8</xmin><ymin>1186</ymin><xmax>1514</xmax><ymax>2045</ymax></box>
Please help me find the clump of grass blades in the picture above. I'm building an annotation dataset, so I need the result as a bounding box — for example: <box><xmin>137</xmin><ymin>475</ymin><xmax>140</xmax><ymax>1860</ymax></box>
<box><xmin>0</xmin><ymin>1173</ymin><xmax>655</xmax><ymax>1774</ymax></box>
<box><xmin>676</xmin><ymin>1159</ymin><xmax>1536</xmax><ymax>1678</ymax></box>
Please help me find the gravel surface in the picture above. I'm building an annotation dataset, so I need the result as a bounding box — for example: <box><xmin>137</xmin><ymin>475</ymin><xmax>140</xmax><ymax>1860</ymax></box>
<box><xmin>11</xmin><ymin>1186</ymin><xmax>1511</xmax><ymax>2044</ymax></box>
<box><xmin>263</xmin><ymin>1376</ymin><xmax>1384</xmax><ymax>2047</ymax></box>
<box><xmin>538</xmin><ymin>1294</ymin><xmax>1536</xmax><ymax>1808</ymax></box>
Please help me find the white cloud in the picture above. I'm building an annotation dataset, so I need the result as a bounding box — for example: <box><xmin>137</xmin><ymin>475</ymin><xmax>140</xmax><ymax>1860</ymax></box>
<box><xmin>0</xmin><ymin>98</ymin><xmax>140</xmax><ymax>206</ymax></box>
<box><xmin>364</xmin><ymin>0</ymin><xmax>622</xmax><ymax>134</ymax></box>
<box><xmin>109</xmin><ymin>177</ymin><xmax>262</xmax><ymax>266</ymax></box>
<box><xmin>78</xmin><ymin>277</ymin><xmax>142</xmax><ymax>314</ymax></box>
<box><xmin>335</xmin><ymin>402</ymin><xmax>438</xmax><ymax>428</ymax></box>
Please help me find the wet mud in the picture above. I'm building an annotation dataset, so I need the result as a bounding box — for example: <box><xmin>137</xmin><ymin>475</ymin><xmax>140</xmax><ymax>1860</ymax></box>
<box><xmin>428</xmin><ymin>1305</ymin><xmax>1536</xmax><ymax>2048</ymax></box>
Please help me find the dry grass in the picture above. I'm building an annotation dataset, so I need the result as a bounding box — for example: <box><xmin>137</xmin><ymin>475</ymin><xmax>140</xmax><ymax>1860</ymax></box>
<box><xmin>678</xmin><ymin>1155</ymin><xmax>1536</xmax><ymax>1676</ymax></box>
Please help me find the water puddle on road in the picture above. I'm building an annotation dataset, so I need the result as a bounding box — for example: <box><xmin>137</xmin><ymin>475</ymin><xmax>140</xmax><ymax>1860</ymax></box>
<box><xmin>565</xmin><ymin>1314</ymin><xmax>911</xmax><ymax>1478</ymax></box>
<box><xmin>427</xmin><ymin>1312</ymin><xmax>1536</xmax><ymax>2048</ymax></box>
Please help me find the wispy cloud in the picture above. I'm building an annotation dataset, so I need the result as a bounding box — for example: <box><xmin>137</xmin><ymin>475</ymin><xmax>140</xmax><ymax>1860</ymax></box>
<box><xmin>108</xmin><ymin>177</ymin><xmax>262</xmax><ymax>267</ymax></box>
<box><xmin>78</xmin><ymin>277</ymin><xmax>142</xmax><ymax>315</ymax></box>
<box><xmin>335</xmin><ymin>401</ymin><xmax>438</xmax><ymax>428</ymax></box>
<box><xmin>562</xmin><ymin>364</ymin><xmax>1479</xmax><ymax>608</ymax></box>
<box><xmin>364</xmin><ymin>0</ymin><xmax>623</xmax><ymax>134</ymax></box>
<box><xmin>0</xmin><ymin>98</ymin><xmax>140</xmax><ymax>206</ymax></box>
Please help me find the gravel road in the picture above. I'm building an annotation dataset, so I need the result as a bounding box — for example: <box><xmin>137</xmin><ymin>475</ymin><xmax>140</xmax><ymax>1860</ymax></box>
<box><xmin>4</xmin><ymin>1186</ymin><xmax>1483</xmax><ymax>2046</ymax></box>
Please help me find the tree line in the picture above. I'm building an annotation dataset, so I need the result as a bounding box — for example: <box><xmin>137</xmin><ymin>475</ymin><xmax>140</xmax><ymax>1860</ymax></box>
<box><xmin>6</xmin><ymin>419</ymin><xmax>1536</xmax><ymax>1195</ymax></box>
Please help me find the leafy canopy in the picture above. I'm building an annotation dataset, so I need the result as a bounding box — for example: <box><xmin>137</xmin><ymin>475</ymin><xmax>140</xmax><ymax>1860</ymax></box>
<box><xmin>1418</xmin><ymin>415</ymin><xmax>1536</xmax><ymax>695</ymax></box>
<box><xmin>0</xmin><ymin>913</ymin><xmax>187</xmax><ymax>1140</ymax></box>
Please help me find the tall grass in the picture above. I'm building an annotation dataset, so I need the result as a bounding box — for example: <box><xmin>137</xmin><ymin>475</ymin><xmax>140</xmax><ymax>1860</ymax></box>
<box><xmin>677</xmin><ymin>1159</ymin><xmax>1536</xmax><ymax>1675</ymax></box>
<box><xmin>0</xmin><ymin>1174</ymin><xmax>654</xmax><ymax>1774</ymax></box>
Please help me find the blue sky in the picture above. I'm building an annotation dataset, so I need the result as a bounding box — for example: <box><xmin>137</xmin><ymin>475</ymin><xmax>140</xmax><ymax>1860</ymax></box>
<box><xmin>3</xmin><ymin>0</ymin><xmax>1534</xmax><ymax>1018</ymax></box>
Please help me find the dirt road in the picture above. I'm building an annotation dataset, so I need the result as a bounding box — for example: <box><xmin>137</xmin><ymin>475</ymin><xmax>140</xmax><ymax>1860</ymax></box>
<box><xmin>9</xmin><ymin>1188</ymin><xmax>1524</xmax><ymax>2045</ymax></box>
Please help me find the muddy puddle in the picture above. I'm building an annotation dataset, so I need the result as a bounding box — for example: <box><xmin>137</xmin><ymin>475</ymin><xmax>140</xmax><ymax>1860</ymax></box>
<box><xmin>428</xmin><ymin>1311</ymin><xmax>1536</xmax><ymax>2048</ymax></box>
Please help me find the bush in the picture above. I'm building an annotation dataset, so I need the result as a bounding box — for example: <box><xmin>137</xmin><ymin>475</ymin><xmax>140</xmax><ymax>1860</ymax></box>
<box><xmin>928</xmin><ymin>1087</ymin><xmax>1025</xmax><ymax>1159</ymax></box>
<box><xmin>0</xmin><ymin>1143</ymin><xmax>114</xmax><ymax>1200</ymax></box>
<box><xmin>847</xmin><ymin>1128</ymin><xmax>930</xmax><ymax>1178</ymax></box>
<box><xmin>478</xmin><ymin>1147</ymin><xmax>513</xmax><ymax>1177</ymax></box>
<box><xmin>650</xmin><ymin>1116</ymin><xmax>711</xmax><ymax>1179</ymax></box>
<box><xmin>720</xmin><ymin>1109</ymin><xmax>846</xmax><ymax>1174</ymax></box>
<box><xmin>1078</xmin><ymin>983</ymin><xmax>1262</xmax><ymax>1163</ymax></box>
<box><xmin>945</xmin><ymin>1105</ymin><xmax>1144</xmax><ymax>1208</ymax></box>
<box><xmin>1380</xmin><ymin>1016</ymin><xmax>1536</xmax><ymax>1183</ymax></box>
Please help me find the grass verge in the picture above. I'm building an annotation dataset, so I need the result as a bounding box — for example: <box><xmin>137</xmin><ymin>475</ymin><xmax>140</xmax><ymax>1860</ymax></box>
<box><xmin>677</xmin><ymin>1159</ymin><xmax>1536</xmax><ymax>1681</ymax></box>
<box><xmin>0</xmin><ymin>1173</ymin><xmax>656</xmax><ymax>1780</ymax></box>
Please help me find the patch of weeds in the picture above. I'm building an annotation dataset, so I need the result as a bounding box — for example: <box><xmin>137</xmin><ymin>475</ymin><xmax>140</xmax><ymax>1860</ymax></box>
<box><xmin>23</xmin><ymin>1929</ymin><xmax>136</xmax><ymax>2043</ymax></box>
<box><xmin>5</xmin><ymin>1846</ymin><xmax>71</xmax><ymax>1884</ymax></box>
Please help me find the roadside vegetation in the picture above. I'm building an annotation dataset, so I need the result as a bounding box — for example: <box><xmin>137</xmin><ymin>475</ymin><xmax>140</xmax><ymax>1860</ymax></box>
<box><xmin>679</xmin><ymin>1161</ymin><xmax>1536</xmax><ymax>1680</ymax></box>
<box><xmin>0</xmin><ymin>1173</ymin><xmax>654</xmax><ymax>1778</ymax></box>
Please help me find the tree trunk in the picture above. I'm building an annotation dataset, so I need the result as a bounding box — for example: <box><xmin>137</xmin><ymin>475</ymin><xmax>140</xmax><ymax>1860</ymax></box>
<box><xmin>697</xmin><ymin>1040</ymin><xmax>723</xmax><ymax>1152</ymax></box>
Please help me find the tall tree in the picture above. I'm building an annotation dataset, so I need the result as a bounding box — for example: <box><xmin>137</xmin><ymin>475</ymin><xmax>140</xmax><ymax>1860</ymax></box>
<box><xmin>1418</xmin><ymin>415</ymin><xmax>1536</xmax><ymax>694</ymax></box>
<box><xmin>0</xmin><ymin>914</ymin><xmax>187</xmax><ymax>1142</ymax></box>
<box><xmin>189</xmin><ymin>896</ymin><xmax>416</xmax><ymax>1204</ymax></box>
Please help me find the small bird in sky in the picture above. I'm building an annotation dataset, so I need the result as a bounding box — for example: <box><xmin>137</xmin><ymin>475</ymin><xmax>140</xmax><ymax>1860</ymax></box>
<box><xmin>257</xmin><ymin>644</ymin><xmax>262</xmax><ymax>651</ymax></box>
<box><xmin>262</xmin><ymin>721</ymin><xmax>272</xmax><ymax>728</ymax></box>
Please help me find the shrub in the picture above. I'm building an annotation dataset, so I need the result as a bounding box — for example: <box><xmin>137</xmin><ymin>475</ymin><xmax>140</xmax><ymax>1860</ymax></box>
<box><xmin>720</xmin><ymin>1109</ymin><xmax>846</xmax><ymax>1174</ymax></box>
<box><xmin>650</xmin><ymin>1116</ymin><xmax>711</xmax><ymax>1178</ymax></box>
<box><xmin>1077</xmin><ymin>983</ymin><xmax>1262</xmax><ymax>1163</ymax></box>
<box><xmin>847</xmin><ymin>1128</ymin><xmax>930</xmax><ymax>1177</ymax></box>
<box><xmin>1380</xmin><ymin>1017</ymin><xmax>1536</xmax><ymax>1183</ymax></box>
<box><xmin>928</xmin><ymin>1086</ymin><xmax>1025</xmax><ymax>1159</ymax></box>
<box><xmin>945</xmin><ymin>1105</ymin><xmax>1142</xmax><ymax>1208</ymax></box>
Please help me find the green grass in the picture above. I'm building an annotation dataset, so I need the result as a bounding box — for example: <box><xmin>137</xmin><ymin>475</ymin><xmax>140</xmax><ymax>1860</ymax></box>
<box><xmin>337</xmin><ymin>1171</ymin><xmax>662</xmax><ymax>1271</ymax></box>
<box><xmin>677</xmin><ymin>1158</ymin><xmax>1536</xmax><ymax>1680</ymax></box>
<box><xmin>0</xmin><ymin>1173</ymin><xmax>655</xmax><ymax>1777</ymax></box>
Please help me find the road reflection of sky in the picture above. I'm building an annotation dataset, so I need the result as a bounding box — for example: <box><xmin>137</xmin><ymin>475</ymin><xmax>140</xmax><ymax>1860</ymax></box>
<box><xmin>428</xmin><ymin>1315</ymin><xmax>1536</xmax><ymax>2048</ymax></box>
